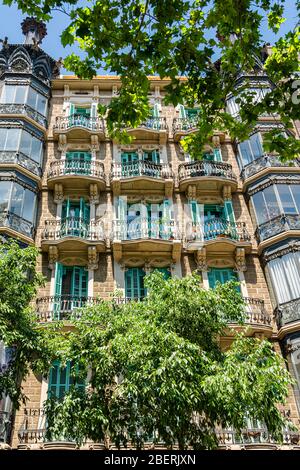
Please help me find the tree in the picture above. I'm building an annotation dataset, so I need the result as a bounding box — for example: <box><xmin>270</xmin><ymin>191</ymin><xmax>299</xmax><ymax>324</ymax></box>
<box><xmin>43</xmin><ymin>272</ymin><xmax>293</xmax><ymax>449</ymax></box>
<box><xmin>2</xmin><ymin>0</ymin><xmax>300</xmax><ymax>160</ymax></box>
<box><xmin>0</xmin><ymin>240</ymin><xmax>55</xmax><ymax>408</ymax></box>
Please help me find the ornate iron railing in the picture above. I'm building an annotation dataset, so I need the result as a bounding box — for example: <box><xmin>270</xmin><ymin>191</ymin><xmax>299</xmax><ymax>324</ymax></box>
<box><xmin>216</xmin><ymin>427</ymin><xmax>299</xmax><ymax>446</ymax></box>
<box><xmin>178</xmin><ymin>160</ymin><xmax>236</xmax><ymax>181</ymax></box>
<box><xmin>110</xmin><ymin>161</ymin><xmax>173</xmax><ymax>180</ymax></box>
<box><xmin>255</xmin><ymin>214</ymin><xmax>300</xmax><ymax>243</ymax></box>
<box><xmin>0</xmin><ymin>411</ymin><xmax>12</xmax><ymax>444</ymax></box>
<box><xmin>48</xmin><ymin>160</ymin><xmax>105</xmax><ymax>179</ymax></box>
<box><xmin>186</xmin><ymin>219</ymin><xmax>250</xmax><ymax>243</ymax></box>
<box><xmin>172</xmin><ymin>116</ymin><xmax>198</xmax><ymax>133</ymax></box>
<box><xmin>36</xmin><ymin>295</ymin><xmax>103</xmax><ymax>322</ymax></box>
<box><xmin>112</xmin><ymin>218</ymin><xmax>181</xmax><ymax>241</ymax></box>
<box><xmin>18</xmin><ymin>408</ymin><xmax>46</xmax><ymax>444</ymax></box>
<box><xmin>0</xmin><ymin>210</ymin><xmax>35</xmax><ymax>238</ymax></box>
<box><xmin>53</xmin><ymin>114</ymin><xmax>105</xmax><ymax>132</ymax></box>
<box><xmin>42</xmin><ymin>217</ymin><xmax>105</xmax><ymax>241</ymax></box>
<box><xmin>241</xmin><ymin>297</ymin><xmax>271</xmax><ymax>326</ymax></box>
<box><xmin>124</xmin><ymin>117</ymin><xmax>167</xmax><ymax>131</ymax></box>
<box><xmin>275</xmin><ymin>298</ymin><xmax>300</xmax><ymax>328</ymax></box>
<box><xmin>0</xmin><ymin>150</ymin><xmax>42</xmax><ymax>177</ymax></box>
<box><xmin>0</xmin><ymin>103</ymin><xmax>47</xmax><ymax>127</ymax></box>
<box><xmin>241</xmin><ymin>154</ymin><xmax>300</xmax><ymax>180</ymax></box>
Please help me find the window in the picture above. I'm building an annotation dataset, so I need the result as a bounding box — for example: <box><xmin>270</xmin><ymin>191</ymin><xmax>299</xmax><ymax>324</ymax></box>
<box><xmin>27</xmin><ymin>87</ymin><xmax>47</xmax><ymax>116</ymax></box>
<box><xmin>48</xmin><ymin>360</ymin><xmax>85</xmax><ymax>400</ymax></box>
<box><xmin>208</xmin><ymin>268</ymin><xmax>240</xmax><ymax>290</ymax></box>
<box><xmin>0</xmin><ymin>85</ymin><xmax>27</xmax><ymax>104</ymax></box>
<box><xmin>268</xmin><ymin>252</ymin><xmax>300</xmax><ymax>304</ymax></box>
<box><xmin>238</xmin><ymin>133</ymin><xmax>264</xmax><ymax>166</ymax></box>
<box><xmin>252</xmin><ymin>184</ymin><xmax>300</xmax><ymax>226</ymax></box>
<box><xmin>125</xmin><ymin>267</ymin><xmax>146</xmax><ymax>299</ymax></box>
<box><xmin>290</xmin><ymin>343</ymin><xmax>300</xmax><ymax>403</ymax></box>
<box><xmin>19</xmin><ymin>130</ymin><xmax>43</xmax><ymax>163</ymax></box>
<box><xmin>0</xmin><ymin>181</ymin><xmax>37</xmax><ymax>223</ymax></box>
<box><xmin>0</xmin><ymin>128</ymin><xmax>21</xmax><ymax>151</ymax></box>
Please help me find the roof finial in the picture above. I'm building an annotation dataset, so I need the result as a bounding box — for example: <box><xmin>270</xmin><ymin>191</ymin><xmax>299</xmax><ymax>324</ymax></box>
<box><xmin>21</xmin><ymin>17</ymin><xmax>47</xmax><ymax>46</ymax></box>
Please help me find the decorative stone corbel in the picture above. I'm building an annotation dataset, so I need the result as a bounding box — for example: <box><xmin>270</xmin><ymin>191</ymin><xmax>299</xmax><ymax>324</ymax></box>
<box><xmin>112</xmin><ymin>85</ymin><xmax>118</xmax><ymax>97</ymax></box>
<box><xmin>222</xmin><ymin>185</ymin><xmax>232</xmax><ymax>201</ymax></box>
<box><xmin>144</xmin><ymin>259</ymin><xmax>151</xmax><ymax>274</ymax></box>
<box><xmin>89</xmin><ymin>183</ymin><xmax>99</xmax><ymax>204</ymax></box>
<box><xmin>194</xmin><ymin>247</ymin><xmax>207</xmax><ymax>271</ymax></box>
<box><xmin>235</xmin><ymin>247</ymin><xmax>247</xmax><ymax>272</ymax></box>
<box><xmin>48</xmin><ymin>245</ymin><xmax>58</xmax><ymax>270</ymax></box>
<box><xmin>58</xmin><ymin>134</ymin><xmax>67</xmax><ymax>152</ymax></box>
<box><xmin>91</xmin><ymin>134</ymin><xmax>99</xmax><ymax>151</ymax></box>
<box><xmin>54</xmin><ymin>183</ymin><xmax>64</xmax><ymax>204</ymax></box>
<box><xmin>186</xmin><ymin>184</ymin><xmax>197</xmax><ymax>201</ymax></box>
<box><xmin>172</xmin><ymin>240</ymin><xmax>182</xmax><ymax>262</ymax></box>
<box><xmin>88</xmin><ymin>246</ymin><xmax>99</xmax><ymax>270</ymax></box>
<box><xmin>212</xmin><ymin>134</ymin><xmax>221</xmax><ymax>148</ymax></box>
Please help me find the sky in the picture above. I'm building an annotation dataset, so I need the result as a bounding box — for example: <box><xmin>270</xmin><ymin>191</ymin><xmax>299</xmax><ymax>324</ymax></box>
<box><xmin>0</xmin><ymin>1</ymin><xmax>298</xmax><ymax>74</ymax></box>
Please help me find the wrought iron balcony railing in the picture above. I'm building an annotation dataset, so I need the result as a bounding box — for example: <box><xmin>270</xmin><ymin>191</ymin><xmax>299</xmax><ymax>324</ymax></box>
<box><xmin>36</xmin><ymin>295</ymin><xmax>103</xmax><ymax>322</ymax></box>
<box><xmin>186</xmin><ymin>219</ymin><xmax>250</xmax><ymax>243</ymax></box>
<box><xmin>241</xmin><ymin>154</ymin><xmax>300</xmax><ymax>180</ymax></box>
<box><xmin>240</xmin><ymin>297</ymin><xmax>271</xmax><ymax>326</ymax></box>
<box><xmin>0</xmin><ymin>411</ymin><xmax>12</xmax><ymax>444</ymax></box>
<box><xmin>275</xmin><ymin>297</ymin><xmax>300</xmax><ymax>329</ymax></box>
<box><xmin>255</xmin><ymin>214</ymin><xmax>300</xmax><ymax>243</ymax></box>
<box><xmin>124</xmin><ymin>117</ymin><xmax>167</xmax><ymax>131</ymax></box>
<box><xmin>53</xmin><ymin>114</ymin><xmax>105</xmax><ymax>132</ymax></box>
<box><xmin>0</xmin><ymin>150</ymin><xmax>42</xmax><ymax>177</ymax></box>
<box><xmin>216</xmin><ymin>427</ymin><xmax>299</xmax><ymax>446</ymax></box>
<box><xmin>178</xmin><ymin>160</ymin><xmax>236</xmax><ymax>182</ymax></box>
<box><xmin>172</xmin><ymin>116</ymin><xmax>198</xmax><ymax>133</ymax></box>
<box><xmin>48</xmin><ymin>160</ymin><xmax>105</xmax><ymax>179</ymax></box>
<box><xmin>18</xmin><ymin>408</ymin><xmax>46</xmax><ymax>444</ymax></box>
<box><xmin>0</xmin><ymin>210</ymin><xmax>35</xmax><ymax>239</ymax></box>
<box><xmin>112</xmin><ymin>218</ymin><xmax>181</xmax><ymax>241</ymax></box>
<box><xmin>42</xmin><ymin>217</ymin><xmax>105</xmax><ymax>241</ymax></box>
<box><xmin>0</xmin><ymin>103</ymin><xmax>47</xmax><ymax>128</ymax></box>
<box><xmin>110</xmin><ymin>161</ymin><xmax>173</xmax><ymax>180</ymax></box>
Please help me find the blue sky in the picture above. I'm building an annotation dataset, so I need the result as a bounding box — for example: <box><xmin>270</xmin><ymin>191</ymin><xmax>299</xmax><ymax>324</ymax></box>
<box><xmin>0</xmin><ymin>2</ymin><xmax>298</xmax><ymax>74</ymax></box>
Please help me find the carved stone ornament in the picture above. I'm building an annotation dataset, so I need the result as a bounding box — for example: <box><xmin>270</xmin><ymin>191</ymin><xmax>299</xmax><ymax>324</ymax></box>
<box><xmin>194</xmin><ymin>247</ymin><xmax>207</xmax><ymax>271</ymax></box>
<box><xmin>91</xmin><ymin>134</ymin><xmax>99</xmax><ymax>151</ymax></box>
<box><xmin>186</xmin><ymin>184</ymin><xmax>197</xmax><ymax>201</ymax></box>
<box><xmin>48</xmin><ymin>245</ymin><xmax>58</xmax><ymax>270</ymax></box>
<box><xmin>88</xmin><ymin>246</ymin><xmax>99</xmax><ymax>270</ymax></box>
<box><xmin>54</xmin><ymin>183</ymin><xmax>64</xmax><ymax>204</ymax></box>
<box><xmin>222</xmin><ymin>185</ymin><xmax>232</xmax><ymax>201</ymax></box>
<box><xmin>58</xmin><ymin>134</ymin><xmax>67</xmax><ymax>152</ymax></box>
<box><xmin>212</xmin><ymin>134</ymin><xmax>221</xmax><ymax>148</ymax></box>
<box><xmin>89</xmin><ymin>183</ymin><xmax>99</xmax><ymax>204</ymax></box>
<box><xmin>235</xmin><ymin>247</ymin><xmax>247</xmax><ymax>271</ymax></box>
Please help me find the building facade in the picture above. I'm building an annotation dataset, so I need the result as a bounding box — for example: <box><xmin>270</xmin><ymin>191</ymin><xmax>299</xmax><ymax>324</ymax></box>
<box><xmin>1</xmin><ymin>18</ymin><xmax>300</xmax><ymax>450</ymax></box>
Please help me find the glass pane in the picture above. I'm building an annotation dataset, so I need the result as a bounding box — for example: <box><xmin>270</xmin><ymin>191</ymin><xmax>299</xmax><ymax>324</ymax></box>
<box><xmin>238</xmin><ymin>140</ymin><xmax>252</xmax><ymax>165</ymax></box>
<box><xmin>291</xmin><ymin>185</ymin><xmax>300</xmax><ymax>214</ymax></box>
<box><xmin>10</xmin><ymin>183</ymin><xmax>24</xmax><ymax>217</ymax></box>
<box><xmin>22</xmin><ymin>189</ymin><xmax>36</xmax><ymax>222</ymax></box>
<box><xmin>31</xmin><ymin>136</ymin><xmax>42</xmax><ymax>163</ymax></box>
<box><xmin>14</xmin><ymin>86</ymin><xmax>27</xmax><ymax>104</ymax></box>
<box><xmin>20</xmin><ymin>130</ymin><xmax>32</xmax><ymax>156</ymax></box>
<box><xmin>264</xmin><ymin>186</ymin><xmax>281</xmax><ymax>220</ymax></box>
<box><xmin>249</xmin><ymin>133</ymin><xmax>263</xmax><ymax>159</ymax></box>
<box><xmin>277</xmin><ymin>184</ymin><xmax>297</xmax><ymax>214</ymax></box>
<box><xmin>1</xmin><ymin>85</ymin><xmax>14</xmax><ymax>103</ymax></box>
<box><xmin>37</xmin><ymin>93</ymin><xmax>47</xmax><ymax>116</ymax></box>
<box><xmin>252</xmin><ymin>192</ymin><xmax>268</xmax><ymax>225</ymax></box>
<box><xmin>0</xmin><ymin>181</ymin><xmax>11</xmax><ymax>212</ymax></box>
<box><xmin>0</xmin><ymin>129</ymin><xmax>6</xmax><ymax>149</ymax></box>
<box><xmin>27</xmin><ymin>87</ymin><xmax>36</xmax><ymax>109</ymax></box>
<box><xmin>6</xmin><ymin>128</ymin><xmax>20</xmax><ymax>151</ymax></box>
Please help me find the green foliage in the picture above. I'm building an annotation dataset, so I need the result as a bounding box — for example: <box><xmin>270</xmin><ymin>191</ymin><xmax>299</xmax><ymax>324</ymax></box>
<box><xmin>0</xmin><ymin>240</ymin><xmax>56</xmax><ymax>407</ymax></box>
<box><xmin>3</xmin><ymin>0</ymin><xmax>300</xmax><ymax>159</ymax></box>
<box><xmin>43</xmin><ymin>272</ymin><xmax>293</xmax><ymax>449</ymax></box>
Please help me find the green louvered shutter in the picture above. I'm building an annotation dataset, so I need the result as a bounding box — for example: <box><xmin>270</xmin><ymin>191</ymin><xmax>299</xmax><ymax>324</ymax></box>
<box><xmin>154</xmin><ymin>267</ymin><xmax>171</xmax><ymax>280</ymax></box>
<box><xmin>224</xmin><ymin>200</ymin><xmax>237</xmax><ymax>239</ymax></box>
<box><xmin>161</xmin><ymin>199</ymin><xmax>171</xmax><ymax>239</ymax></box>
<box><xmin>54</xmin><ymin>263</ymin><xmax>63</xmax><ymax>320</ymax></box>
<box><xmin>69</xmin><ymin>103</ymin><xmax>75</xmax><ymax>116</ymax></box>
<box><xmin>213</xmin><ymin>148</ymin><xmax>222</xmax><ymax>162</ymax></box>
<box><xmin>48</xmin><ymin>360</ymin><xmax>71</xmax><ymax>399</ymax></box>
<box><xmin>125</xmin><ymin>267</ymin><xmax>145</xmax><ymax>299</ymax></box>
<box><xmin>117</xmin><ymin>196</ymin><xmax>127</xmax><ymax>239</ymax></box>
<box><xmin>179</xmin><ymin>104</ymin><xmax>186</xmax><ymax>118</ymax></box>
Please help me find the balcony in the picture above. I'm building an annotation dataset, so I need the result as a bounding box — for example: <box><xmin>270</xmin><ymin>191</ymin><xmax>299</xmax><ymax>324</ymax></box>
<box><xmin>47</xmin><ymin>160</ymin><xmax>106</xmax><ymax>192</ymax></box>
<box><xmin>41</xmin><ymin>217</ymin><xmax>106</xmax><ymax>252</ymax></box>
<box><xmin>241</xmin><ymin>154</ymin><xmax>300</xmax><ymax>185</ymax></box>
<box><xmin>0</xmin><ymin>211</ymin><xmax>35</xmax><ymax>241</ymax></box>
<box><xmin>36</xmin><ymin>295</ymin><xmax>103</xmax><ymax>322</ymax></box>
<box><xmin>178</xmin><ymin>160</ymin><xmax>237</xmax><ymax>195</ymax></box>
<box><xmin>172</xmin><ymin>116</ymin><xmax>198</xmax><ymax>141</ymax></box>
<box><xmin>255</xmin><ymin>214</ymin><xmax>300</xmax><ymax>251</ymax></box>
<box><xmin>110</xmin><ymin>161</ymin><xmax>174</xmax><ymax>195</ymax></box>
<box><xmin>53</xmin><ymin>115</ymin><xmax>105</xmax><ymax>140</ymax></box>
<box><xmin>216</xmin><ymin>427</ymin><xmax>300</xmax><ymax>449</ymax></box>
<box><xmin>0</xmin><ymin>103</ymin><xmax>47</xmax><ymax>128</ymax></box>
<box><xmin>0</xmin><ymin>411</ymin><xmax>12</xmax><ymax>446</ymax></box>
<box><xmin>275</xmin><ymin>298</ymin><xmax>300</xmax><ymax>333</ymax></box>
<box><xmin>0</xmin><ymin>151</ymin><xmax>42</xmax><ymax>178</ymax></box>
<box><xmin>111</xmin><ymin>218</ymin><xmax>182</xmax><ymax>262</ymax></box>
<box><xmin>122</xmin><ymin>117</ymin><xmax>168</xmax><ymax>144</ymax></box>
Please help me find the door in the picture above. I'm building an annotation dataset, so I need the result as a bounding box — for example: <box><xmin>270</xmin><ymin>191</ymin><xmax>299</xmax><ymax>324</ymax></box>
<box><xmin>73</xmin><ymin>106</ymin><xmax>90</xmax><ymax>127</ymax></box>
<box><xmin>53</xmin><ymin>262</ymin><xmax>63</xmax><ymax>319</ymax></box>
<box><xmin>71</xmin><ymin>266</ymin><xmax>88</xmax><ymax>311</ymax></box>
<box><xmin>204</xmin><ymin>204</ymin><xmax>226</xmax><ymax>240</ymax></box>
<box><xmin>61</xmin><ymin>198</ymin><xmax>90</xmax><ymax>238</ymax></box>
<box><xmin>125</xmin><ymin>267</ymin><xmax>146</xmax><ymax>300</ymax></box>
<box><xmin>65</xmin><ymin>152</ymin><xmax>92</xmax><ymax>175</ymax></box>
<box><xmin>121</xmin><ymin>152</ymin><xmax>139</xmax><ymax>177</ymax></box>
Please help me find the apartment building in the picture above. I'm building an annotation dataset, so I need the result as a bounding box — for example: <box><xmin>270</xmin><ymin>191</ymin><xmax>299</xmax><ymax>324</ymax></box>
<box><xmin>0</xmin><ymin>18</ymin><xmax>300</xmax><ymax>450</ymax></box>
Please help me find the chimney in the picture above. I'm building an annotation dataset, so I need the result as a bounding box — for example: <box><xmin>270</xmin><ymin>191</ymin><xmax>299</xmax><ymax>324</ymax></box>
<box><xmin>21</xmin><ymin>17</ymin><xmax>47</xmax><ymax>46</ymax></box>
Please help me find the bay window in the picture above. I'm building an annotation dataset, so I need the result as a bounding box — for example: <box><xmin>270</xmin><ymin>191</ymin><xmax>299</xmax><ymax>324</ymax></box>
<box><xmin>268</xmin><ymin>252</ymin><xmax>300</xmax><ymax>304</ymax></box>
<box><xmin>238</xmin><ymin>133</ymin><xmax>264</xmax><ymax>167</ymax></box>
<box><xmin>0</xmin><ymin>84</ymin><xmax>48</xmax><ymax>116</ymax></box>
<box><xmin>0</xmin><ymin>128</ymin><xmax>43</xmax><ymax>163</ymax></box>
<box><xmin>0</xmin><ymin>180</ymin><xmax>37</xmax><ymax>224</ymax></box>
<box><xmin>251</xmin><ymin>183</ymin><xmax>300</xmax><ymax>226</ymax></box>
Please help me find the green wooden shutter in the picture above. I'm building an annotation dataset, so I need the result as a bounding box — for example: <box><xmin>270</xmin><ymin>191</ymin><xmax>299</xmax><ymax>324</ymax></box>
<box><xmin>48</xmin><ymin>360</ymin><xmax>71</xmax><ymax>399</ymax></box>
<box><xmin>189</xmin><ymin>201</ymin><xmax>203</xmax><ymax>224</ymax></box>
<box><xmin>117</xmin><ymin>196</ymin><xmax>127</xmax><ymax>238</ymax></box>
<box><xmin>69</xmin><ymin>103</ymin><xmax>75</xmax><ymax>116</ymax></box>
<box><xmin>208</xmin><ymin>268</ymin><xmax>240</xmax><ymax>291</ymax></box>
<box><xmin>154</xmin><ymin>267</ymin><xmax>171</xmax><ymax>280</ymax></box>
<box><xmin>213</xmin><ymin>148</ymin><xmax>222</xmax><ymax>162</ymax></box>
<box><xmin>71</xmin><ymin>267</ymin><xmax>88</xmax><ymax>298</ymax></box>
<box><xmin>125</xmin><ymin>268</ymin><xmax>145</xmax><ymax>299</ymax></box>
<box><xmin>153</xmin><ymin>103</ymin><xmax>160</xmax><ymax>118</ymax></box>
<box><xmin>224</xmin><ymin>200</ymin><xmax>235</xmax><ymax>223</ymax></box>
<box><xmin>54</xmin><ymin>263</ymin><xmax>63</xmax><ymax>296</ymax></box>
<box><xmin>62</xmin><ymin>198</ymin><xmax>70</xmax><ymax>219</ymax></box>
<box><xmin>179</xmin><ymin>104</ymin><xmax>186</xmax><ymax>118</ymax></box>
